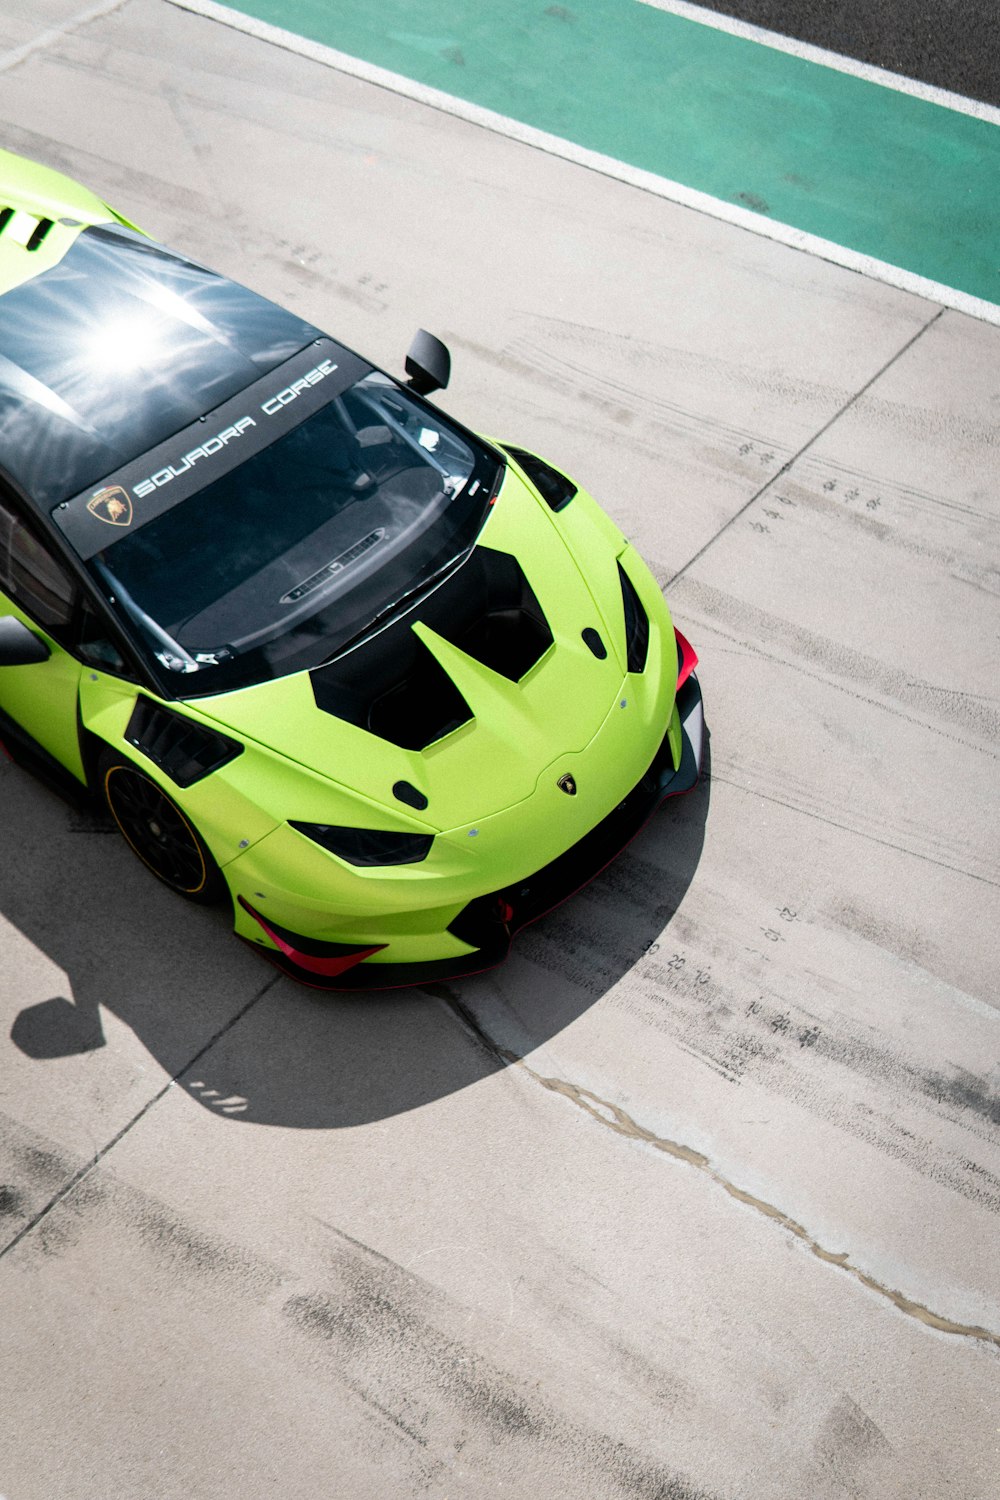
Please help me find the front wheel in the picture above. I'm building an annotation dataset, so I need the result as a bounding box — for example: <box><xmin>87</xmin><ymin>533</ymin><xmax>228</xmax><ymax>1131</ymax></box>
<box><xmin>98</xmin><ymin>749</ymin><xmax>226</xmax><ymax>904</ymax></box>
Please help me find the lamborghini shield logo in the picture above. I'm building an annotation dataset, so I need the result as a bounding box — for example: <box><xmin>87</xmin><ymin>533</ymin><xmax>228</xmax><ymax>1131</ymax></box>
<box><xmin>87</xmin><ymin>486</ymin><xmax>133</xmax><ymax>527</ymax></box>
<box><xmin>557</xmin><ymin>773</ymin><xmax>577</xmax><ymax>796</ymax></box>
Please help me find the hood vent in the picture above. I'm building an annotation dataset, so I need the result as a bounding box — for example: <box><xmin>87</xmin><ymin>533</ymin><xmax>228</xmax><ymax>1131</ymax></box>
<box><xmin>310</xmin><ymin>547</ymin><xmax>552</xmax><ymax>749</ymax></box>
<box><xmin>312</xmin><ymin>632</ymin><xmax>473</xmax><ymax>751</ymax></box>
<box><xmin>435</xmin><ymin>547</ymin><xmax>552</xmax><ymax>682</ymax></box>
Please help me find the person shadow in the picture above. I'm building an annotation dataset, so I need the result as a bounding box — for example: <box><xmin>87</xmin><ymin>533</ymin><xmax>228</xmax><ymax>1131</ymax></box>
<box><xmin>3</xmin><ymin>736</ymin><xmax>710</xmax><ymax>1129</ymax></box>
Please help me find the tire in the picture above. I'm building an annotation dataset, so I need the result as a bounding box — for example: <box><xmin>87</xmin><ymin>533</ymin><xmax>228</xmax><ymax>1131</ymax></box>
<box><xmin>98</xmin><ymin>748</ymin><xmax>226</xmax><ymax>905</ymax></box>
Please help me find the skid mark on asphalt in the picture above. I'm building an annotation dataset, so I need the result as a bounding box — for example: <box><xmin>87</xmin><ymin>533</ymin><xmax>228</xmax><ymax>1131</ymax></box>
<box><xmin>479</xmin><ymin>319</ymin><xmax>795</xmax><ymax>453</ymax></box>
<box><xmin>1</xmin><ymin>1140</ymin><xmax>723</xmax><ymax>1499</ymax></box>
<box><xmin>505</xmin><ymin>831</ymin><xmax>999</xmax><ymax>1188</ymax></box>
<box><xmin>673</xmin><ymin>579</ymin><xmax>1000</xmax><ymax>756</ymax></box>
<box><xmin>0</xmin><ymin>979</ymin><xmax>278</xmax><ymax>1263</ymax></box>
<box><xmin>707</xmin><ymin>760</ymin><xmax>1000</xmax><ymax>889</ymax></box>
<box><xmin>0</xmin><ymin>0</ymin><xmax>128</xmax><ymax>75</ymax></box>
<box><xmin>284</xmin><ymin>1223</ymin><xmax>722</xmax><ymax>1499</ymax></box>
<box><xmin>789</xmin><ymin>451</ymin><xmax>999</xmax><ymax>533</ymax></box>
<box><xmin>517</xmin><ymin>901</ymin><xmax>1000</xmax><ymax>1211</ymax></box>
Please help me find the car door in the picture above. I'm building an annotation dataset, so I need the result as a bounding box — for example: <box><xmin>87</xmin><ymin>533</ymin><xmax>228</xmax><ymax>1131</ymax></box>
<box><xmin>0</xmin><ymin>488</ymin><xmax>93</xmax><ymax>783</ymax></box>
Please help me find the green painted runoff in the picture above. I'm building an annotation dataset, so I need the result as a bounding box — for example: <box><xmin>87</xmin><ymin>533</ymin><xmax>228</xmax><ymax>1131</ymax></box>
<box><xmin>213</xmin><ymin>0</ymin><xmax>1000</xmax><ymax>306</ymax></box>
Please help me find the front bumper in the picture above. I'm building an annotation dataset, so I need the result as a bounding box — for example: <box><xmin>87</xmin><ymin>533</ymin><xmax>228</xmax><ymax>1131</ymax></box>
<box><xmin>241</xmin><ymin>671</ymin><xmax>704</xmax><ymax>990</ymax></box>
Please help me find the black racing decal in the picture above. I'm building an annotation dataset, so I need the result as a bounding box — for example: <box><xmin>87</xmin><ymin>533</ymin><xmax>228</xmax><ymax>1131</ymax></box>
<box><xmin>132</xmin><ymin>416</ymin><xmax>257</xmax><ymax>498</ymax></box>
<box><xmin>54</xmin><ymin>340</ymin><xmax>371</xmax><ymax>560</ymax></box>
<box><xmin>130</xmin><ymin>356</ymin><xmax>340</xmax><ymax>499</ymax></box>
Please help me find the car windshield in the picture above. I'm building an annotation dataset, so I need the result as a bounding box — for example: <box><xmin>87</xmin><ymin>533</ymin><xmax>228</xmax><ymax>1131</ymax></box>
<box><xmin>74</xmin><ymin>369</ymin><xmax>501</xmax><ymax>694</ymax></box>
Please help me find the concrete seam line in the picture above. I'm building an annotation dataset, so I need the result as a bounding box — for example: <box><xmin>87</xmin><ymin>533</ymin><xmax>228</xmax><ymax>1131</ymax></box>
<box><xmin>0</xmin><ymin>975</ymin><xmax>280</xmax><ymax>1263</ymax></box>
<box><xmin>0</xmin><ymin>0</ymin><xmax>130</xmax><ymax>74</ymax></box>
<box><xmin>667</xmin><ymin>306</ymin><xmax>947</xmax><ymax>584</ymax></box>
<box><xmin>638</xmin><ymin>0</ymin><xmax>1000</xmax><ymax>126</ymax></box>
<box><xmin>165</xmin><ymin>0</ymin><xmax>1000</xmax><ymax>329</ymax></box>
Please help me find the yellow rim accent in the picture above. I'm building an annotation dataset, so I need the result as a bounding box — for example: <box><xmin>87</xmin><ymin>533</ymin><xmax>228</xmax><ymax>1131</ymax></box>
<box><xmin>104</xmin><ymin>764</ymin><xmax>208</xmax><ymax>895</ymax></box>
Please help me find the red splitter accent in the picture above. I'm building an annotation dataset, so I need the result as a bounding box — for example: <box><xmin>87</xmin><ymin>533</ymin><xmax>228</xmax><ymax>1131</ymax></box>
<box><xmin>674</xmin><ymin>628</ymin><xmax>698</xmax><ymax>689</ymax></box>
<box><xmin>239</xmin><ymin>898</ymin><xmax>385</xmax><ymax>978</ymax></box>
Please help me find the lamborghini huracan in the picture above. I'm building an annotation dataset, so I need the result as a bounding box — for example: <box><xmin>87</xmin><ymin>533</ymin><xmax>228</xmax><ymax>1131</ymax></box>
<box><xmin>0</xmin><ymin>148</ymin><xmax>704</xmax><ymax>987</ymax></box>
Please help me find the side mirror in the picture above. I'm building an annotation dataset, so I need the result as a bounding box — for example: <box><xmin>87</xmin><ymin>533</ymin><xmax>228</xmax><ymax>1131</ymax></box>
<box><xmin>405</xmin><ymin>329</ymin><xmax>451</xmax><ymax>396</ymax></box>
<box><xmin>0</xmin><ymin>615</ymin><xmax>51</xmax><ymax>666</ymax></box>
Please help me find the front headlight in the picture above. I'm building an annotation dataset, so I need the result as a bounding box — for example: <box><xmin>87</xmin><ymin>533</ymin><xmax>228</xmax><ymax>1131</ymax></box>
<box><xmin>289</xmin><ymin>822</ymin><xmax>433</xmax><ymax>866</ymax></box>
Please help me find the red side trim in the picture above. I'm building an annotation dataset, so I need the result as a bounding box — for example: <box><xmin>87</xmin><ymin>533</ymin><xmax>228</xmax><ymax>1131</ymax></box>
<box><xmin>239</xmin><ymin>899</ymin><xmax>385</xmax><ymax>978</ymax></box>
<box><xmin>674</xmin><ymin>628</ymin><xmax>698</xmax><ymax>690</ymax></box>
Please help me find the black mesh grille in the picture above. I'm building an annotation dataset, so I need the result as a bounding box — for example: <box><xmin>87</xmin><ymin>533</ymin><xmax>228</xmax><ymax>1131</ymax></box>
<box><xmin>125</xmin><ymin>698</ymin><xmax>243</xmax><ymax>787</ymax></box>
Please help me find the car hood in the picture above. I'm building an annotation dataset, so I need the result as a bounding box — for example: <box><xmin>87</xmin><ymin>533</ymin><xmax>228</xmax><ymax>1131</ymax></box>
<box><xmin>191</xmin><ymin>466</ymin><xmax>672</xmax><ymax>833</ymax></box>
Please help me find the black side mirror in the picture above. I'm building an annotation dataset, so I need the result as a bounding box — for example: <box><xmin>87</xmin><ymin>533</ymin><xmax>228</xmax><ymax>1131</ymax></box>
<box><xmin>0</xmin><ymin>615</ymin><xmax>51</xmax><ymax>666</ymax></box>
<box><xmin>405</xmin><ymin>329</ymin><xmax>451</xmax><ymax>396</ymax></box>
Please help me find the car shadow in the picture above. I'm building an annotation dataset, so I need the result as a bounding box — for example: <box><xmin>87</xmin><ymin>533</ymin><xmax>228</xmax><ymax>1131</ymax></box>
<box><xmin>2</xmin><ymin>738</ymin><xmax>709</xmax><ymax>1129</ymax></box>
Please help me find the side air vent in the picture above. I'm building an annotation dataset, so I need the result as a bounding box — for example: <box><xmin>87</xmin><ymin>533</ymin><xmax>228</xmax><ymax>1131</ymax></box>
<box><xmin>502</xmin><ymin>445</ymin><xmax>577</xmax><ymax>511</ymax></box>
<box><xmin>311</xmin><ymin>547</ymin><xmax>552</xmax><ymax>748</ymax></box>
<box><xmin>618</xmin><ymin>561</ymin><xmax>649</xmax><ymax>674</ymax></box>
<box><xmin>125</xmin><ymin>697</ymin><xmax>244</xmax><ymax>787</ymax></box>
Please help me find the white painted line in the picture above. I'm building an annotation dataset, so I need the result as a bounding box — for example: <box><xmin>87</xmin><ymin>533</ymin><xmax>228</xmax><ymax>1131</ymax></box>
<box><xmin>168</xmin><ymin>0</ymin><xmax>1000</xmax><ymax>327</ymax></box>
<box><xmin>639</xmin><ymin>0</ymin><xmax>1000</xmax><ymax>126</ymax></box>
<box><xmin>0</xmin><ymin>0</ymin><xmax>128</xmax><ymax>75</ymax></box>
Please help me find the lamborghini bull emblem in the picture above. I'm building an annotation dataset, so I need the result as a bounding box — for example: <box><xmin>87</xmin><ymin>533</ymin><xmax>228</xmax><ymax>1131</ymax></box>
<box><xmin>557</xmin><ymin>773</ymin><xmax>577</xmax><ymax>796</ymax></box>
<box><xmin>87</xmin><ymin>485</ymin><xmax>133</xmax><ymax>527</ymax></box>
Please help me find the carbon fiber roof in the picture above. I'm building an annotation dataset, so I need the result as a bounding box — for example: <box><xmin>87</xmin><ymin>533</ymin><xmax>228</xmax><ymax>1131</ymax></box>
<box><xmin>0</xmin><ymin>223</ymin><xmax>322</xmax><ymax>511</ymax></box>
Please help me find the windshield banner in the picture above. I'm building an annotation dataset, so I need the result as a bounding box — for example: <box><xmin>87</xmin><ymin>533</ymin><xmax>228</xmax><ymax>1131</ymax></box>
<box><xmin>55</xmin><ymin>339</ymin><xmax>370</xmax><ymax>560</ymax></box>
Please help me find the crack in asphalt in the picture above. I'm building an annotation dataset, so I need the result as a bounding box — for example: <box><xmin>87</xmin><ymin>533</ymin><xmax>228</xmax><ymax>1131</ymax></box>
<box><xmin>427</xmin><ymin>984</ymin><xmax>1000</xmax><ymax>1352</ymax></box>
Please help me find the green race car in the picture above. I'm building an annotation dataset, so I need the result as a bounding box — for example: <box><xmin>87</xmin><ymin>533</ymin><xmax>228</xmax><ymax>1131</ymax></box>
<box><xmin>0</xmin><ymin>148</ymin><xmax>704</xmax><ymax>988</ymax></box>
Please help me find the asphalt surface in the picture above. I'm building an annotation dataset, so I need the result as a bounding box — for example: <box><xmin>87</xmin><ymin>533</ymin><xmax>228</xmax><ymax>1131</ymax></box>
<box><xmin>695</xmin><ymin>0</ymin><xmax>1000</xmax><ymax>106</ymax></box>
<box><xmin>184</xmin><ymin>0</ymin><xmax>1000</xmax><ymax>311</ymax></box>
<box><xmin>1</xmin><ymin>2</ymin><xmax>998</xmax><ymax>1497</ymax></box>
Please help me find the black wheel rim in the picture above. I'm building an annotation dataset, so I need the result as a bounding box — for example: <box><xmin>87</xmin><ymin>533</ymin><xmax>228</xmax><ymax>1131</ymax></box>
<box><xmin>105</xmin><ymin>767</ymin><xmax>207</xmax><ymax>893</ymax></box>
